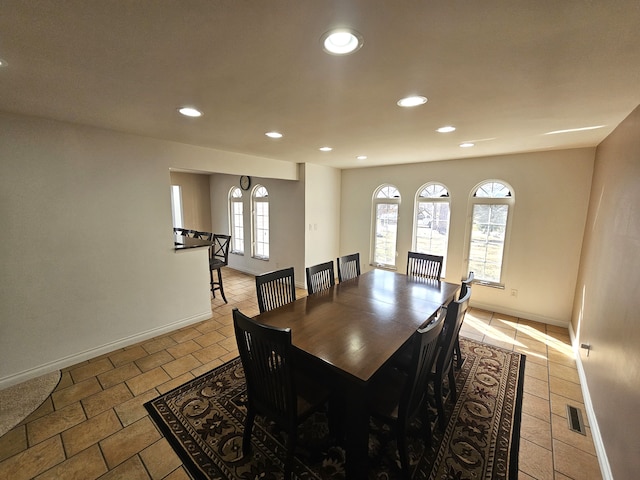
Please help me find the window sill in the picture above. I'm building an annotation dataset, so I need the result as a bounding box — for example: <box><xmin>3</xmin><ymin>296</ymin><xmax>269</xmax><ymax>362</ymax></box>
<box><xmin>472</xmin><ymin>281</ymin><xmax>504</xmax><ymax>289</ymax></box>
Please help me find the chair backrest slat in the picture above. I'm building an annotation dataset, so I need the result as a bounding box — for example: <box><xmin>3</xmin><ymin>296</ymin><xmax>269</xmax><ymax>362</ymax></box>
<box><xmin>306</xmin><ymin>261</ymin><xmax>335</xmax><ymax>294</ymax></box>
<box><xmin>337</xmin><ymin>253</ymin><xmax>361</xmax><ymax>282</ymax></box>
<box><xmin>256</xmin><ymin>267</ymin><xmax>296</xmax><ymax>313</ymax></box>
<box><xmin>459</xmin><ymin>271</ymin><xmax>474</xmax><ymax>300</ymax></box>
<box><xmin>406</xmin><ymin>251</ymin><xmax>444</xmax><ymax>279</ymax></box>
<box><xmin>210</xmin><ymin>234</ymin><xmax>231</xmax><ymax>264</ymax></box>
<box><xmin>401</xmin><ymin>307</ymin><xmax>447</xmax><ymax>420</ymax></box>
<box><xmin>435</xmin><ymin>288</ymin><xmax>471</xmax><ymax>376</ymax></box>
<box><xmin>233</xmin><ymin>308</ymin><xmax>296</xmax><ymax>425</ymax></box>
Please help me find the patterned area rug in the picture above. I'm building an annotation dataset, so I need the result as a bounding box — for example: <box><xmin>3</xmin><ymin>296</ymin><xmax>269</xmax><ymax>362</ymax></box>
<box><xmin>145</xmin><ymin>338</ymin><xmax>525</xmax><ymax>479</ymax></box>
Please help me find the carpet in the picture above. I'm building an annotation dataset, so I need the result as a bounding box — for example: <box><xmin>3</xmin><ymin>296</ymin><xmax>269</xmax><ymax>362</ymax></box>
<box><xmin>145</xmin><ymin>338</ymin><xmax>525</xmax><ymax>479</ymax></box>
<box><xmin>0</xmin><ymin>371</ymin><xmax>61</xmax><ymax>437</ymax></box>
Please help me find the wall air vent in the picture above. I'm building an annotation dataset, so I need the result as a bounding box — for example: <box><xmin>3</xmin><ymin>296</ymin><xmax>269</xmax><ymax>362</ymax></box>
<box><xmin>566</xmin><ymin>405</ymin><xmax>586</xmax><ymax>435</ymax></box>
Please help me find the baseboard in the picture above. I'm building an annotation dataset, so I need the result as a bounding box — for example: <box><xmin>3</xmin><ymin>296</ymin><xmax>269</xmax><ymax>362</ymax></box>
<box><xmin>469</xmin><ymin>301</ymin><xmax>569</xmax><ymax>328</ymax></box>
<box><xmin>568</xmin><ymin>324</ymin><xmax>613</xmax><ymax>480</ymax></box>
<box><xmin>0</xmin><ymin>310</ymin><xmax>213</xmax><ymax>390</ymax></box>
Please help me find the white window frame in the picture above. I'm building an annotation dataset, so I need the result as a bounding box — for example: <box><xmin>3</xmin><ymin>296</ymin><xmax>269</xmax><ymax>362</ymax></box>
<box><xmin>412</xmin><ymin>182</ymin><xmax>451</xmax><ymax>276</ymax></box>
<box><xmin>170</xmin><ymin>185</ymin><xmax>183</xmax><ymax>229</ymax></box>
<box><xmin>229</xmin><ymin>187</ymin><xmax>244</xmax><ymax>254</ymax></box>
<box><xmin>466</xmin><ymin>180</ymin><xmax>515</xmax><ymax>287</ymax></box>
<box><xmin>251</xmin><ymin>184</ymin><xmax>269</xmax><ymax>260</ymax></box>
<box><xmin>371</xmin><ymin>184</ymin><xmax>401</xmax><ymax>269</ymax></box>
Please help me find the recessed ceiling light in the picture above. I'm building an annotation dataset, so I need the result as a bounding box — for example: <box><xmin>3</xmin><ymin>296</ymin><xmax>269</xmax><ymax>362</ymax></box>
<box><xmin>321</xmin><ymin>29</ymin><xmax>363</xmax><ymax>55</ymax></box>
<box><xmin>459</xmin><ymin>142</ymin><xmax>475</xmax><ymax>148</ymax></box>
<box><xmin>397</xmin><ymin>96</ymin><xmax>428</xmax><ymax>107</ymax></box>
<box><xmin>356</xmin><ymin>155</ymin><xmax>368</xmax><ymax>160</ymax></box>
<box><xmin>178</xmin><ymin>107</ymin><xmax>202</xmax><ymax>117</ymax></box>
<box><xmin>319</xmin><ymin>146</ymin><xmax>333</xmax><ymax>152</ymax></box>
<box><xmin>265</xmin><ymin>131</ymin><xmax>283</xmax><ymax>139</ymax></box>
<box><xmin>0</xmin><ymin>58</ymin><xmax>7</xmax><ymax>68</ymax></box>
<box><xmin>544</xmin><ymin>125</ymin><xmax>605</xmax><ymax>135</ymax></box>
<box><xmin>436</xmin><ymin>126</ymin><xmax>456</xmax><ymax>133</ymax></box>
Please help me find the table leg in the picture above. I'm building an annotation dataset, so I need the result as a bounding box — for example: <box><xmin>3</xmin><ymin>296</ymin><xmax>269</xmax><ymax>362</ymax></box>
<box><xmin>344</xmin><ymin>382</ymin><xmax>369</xmax><ymax>478</ymax></box>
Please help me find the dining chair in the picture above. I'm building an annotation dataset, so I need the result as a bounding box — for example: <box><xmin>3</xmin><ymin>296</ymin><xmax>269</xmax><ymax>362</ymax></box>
<box><xmin>255</xmin><ymin>267</ymin><xmax>296</xmax><ymax>313</ymax></box>
<box><xmin>406</xmin><ymin>251</ymin><xmax>444</xmax><ymax>279</ymax></box>
<box><xmin>431</xmin><ymin>287</ymin><xmax>471</xmax><ymax>430</ymax></box>
<box><xmin>305</xmin><ymin>261</ymin><xmax>335</xmax><ymax>294</ymax></box>
<box><xmin>193</xmin><ymin>230</ymin><xmax>213</xmax><ymax>240</ymax></box>
<box><xmin>232</xmin><ymin>308</ymin><xmax>332</xmax><ymax>480</ymax></box>
<box><xmin>368</xmin><ymin>307</ymin><xmax>446</xmax><ymax>478</ymax></box>
<box><xmin>337</xmin><ymin>252</ymin><xmax>361</xmax><ymax>282</ymax></box>
<box><xmin>454</xmin><ymin>271</ymin><xmax>474</xmax><ymax>369</ymax></box>
<box><xmin>209</xmin><ymin>234</ymin><xmax>231</xmax><ymax>303</ymax></box>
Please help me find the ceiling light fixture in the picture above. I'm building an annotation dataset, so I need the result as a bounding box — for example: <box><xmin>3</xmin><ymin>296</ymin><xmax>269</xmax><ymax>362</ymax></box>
<box><xmin>397</xmin><ymin>96</ymin><xmax>427</xmax><ymax>107</ymax></box>
<box><xmin>356</xmin><ymin>155</ymin><xmax>368</xmax><ymax>160</ymax></box>
<box><xmin>265</xmin><ymin>131</ymin><xmax>283</xmax><ymax>139</ymax></box>
<box><xmin>319</xmin><ymin>146</ymin><xmax>333</xmax><ymax>152</ymax></box>
<box><xmin>0</xmin><ymin>58</ymin><xmax>7</xmax><ymax>67</ymax></box>
<box><xmin>544</xmin><ymin>125</ymin><xmax>605</xmax><ymax>135</ymax></box>
<box><xmin>321</xmin><ymin>28</ymin><xmax>363</xmax><ymax>55</ymax></box>
<box><xmin>178</xmin><ymin>107</ymin><xmax>202</xmax><ymax>117</ymax></box>
<box><xmin>459</xmin><ymin>142</ymin><xmax>475</xmax><ymax>148</ymax></box>
<box><xmin>436</xmin><ymin>126</ymin><xmax>456</xmax><ymax>133</ymax></box>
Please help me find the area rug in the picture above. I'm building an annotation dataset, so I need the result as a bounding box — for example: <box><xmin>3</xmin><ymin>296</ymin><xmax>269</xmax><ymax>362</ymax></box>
<box><xmin>0</xmin><ymin>371</ymin><xmax>61</xmax><ymax>437</ymax></box>
<box><xmin>145</xmin><ymin>338</ymin><xmax>525</xmax><ymax>479</ymax></box>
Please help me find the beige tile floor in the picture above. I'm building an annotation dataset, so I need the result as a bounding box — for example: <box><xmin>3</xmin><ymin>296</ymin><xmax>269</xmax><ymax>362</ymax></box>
<box><xmin>0</xmin><ymin>268</ymin><xmax>602</xmax><ymax>479</ymax></box>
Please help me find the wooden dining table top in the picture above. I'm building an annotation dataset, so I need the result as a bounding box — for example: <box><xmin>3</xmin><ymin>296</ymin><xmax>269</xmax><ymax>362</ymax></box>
<box><xmin>255</xmin><ymin>268</ymin><xmax>460</xmax><ymax>385</ymax></box>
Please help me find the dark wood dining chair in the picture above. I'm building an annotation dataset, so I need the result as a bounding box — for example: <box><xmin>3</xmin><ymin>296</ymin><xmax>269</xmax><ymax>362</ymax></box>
<box><xmin>232</xmin><ymin>308</ymin><xmax>331</xmax><ymax>480</ymax></box>
<box><xmin>406</xmin><ymin>251</ymin><xmax>444</xmax><ymax>279</ymax></box>
<box><xmin>305</xmin><ymin>261</ymin><xmax>335</xmax><ymax>294</ymax></box>
<box><xmin>337</xmin><ymin>252</ymin><xmax>361</xmax><ymax>282</ymax></box>
<box><xmin>431</xmin><ymin>287</ymin><xmax>471</xmax><ymax>430</ymax></box>
<box><xmin>209</xmin><ymin>234</ymin><xmax>231</xmax><ymax>303</ymax></box>
<box><xmin>255</xmin><ymin>267</ymin><xmax>296</xmax><ymax>313</ymax></box>
<box><xmin>454</xmin><ymin>271</ymin><xmax>474</xmax><ymax>369</ymax></box>
<box><xmin>369</xmin><ymin>307</ymin><xmax>446</xmax><ymax>479</ymax></box>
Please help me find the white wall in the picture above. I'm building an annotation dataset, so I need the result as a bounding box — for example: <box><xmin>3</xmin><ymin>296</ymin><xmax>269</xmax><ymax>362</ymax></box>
<box><xmin>303</xmin><ymin>163</ymin><xmax>342</xmax><ymax>279</ymax></box>
<box><xmin>340</xmin><ymin>148</ymin><xmax>595</xmax><ymax>325</ymax></box>
<box><xmin>209</xmin><ymin>172</ymin><xmax>306</xmax><ymax>285</ymax></box>
<box><xmin>0</xmin><ymin>112</ymin><xmax>299</xmax><ymax>387</ymax></box>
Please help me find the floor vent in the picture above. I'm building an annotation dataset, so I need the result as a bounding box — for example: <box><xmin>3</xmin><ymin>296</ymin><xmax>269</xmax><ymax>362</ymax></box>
<box><xmin>566</xmin><ymin>405</ymin><xmax>586</xmax><ymax>435</ymax></box>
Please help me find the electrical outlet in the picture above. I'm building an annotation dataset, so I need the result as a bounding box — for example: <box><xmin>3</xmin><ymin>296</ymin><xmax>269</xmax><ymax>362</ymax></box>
<box><xmin>511</xmin><ymin>289</ymin><xmax>518</xmax><ymax>297</ymax></box>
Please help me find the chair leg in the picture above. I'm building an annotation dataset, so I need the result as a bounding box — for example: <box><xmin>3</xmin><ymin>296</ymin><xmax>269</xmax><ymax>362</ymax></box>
<box><xmin>284</xmin><ymin>429</ymin><xmax>296</xmax><ymax>480</ymax></box>
<box><xmin>454</xmin><ymin>336</ymin><xmax>464</xmax><ymax>369</ymax></box>
<box><xmin>435</xmin><ymin>377</ymin><xmax>446</xmax><ymax>431</ymax></box>
<box><xmin>448</xmin><ymin>368</ymin><xmax>457</xmax><ymax>403</ymax></box>
<box><xmin>243</xmin><ymin>409</ymin><xmax>255</xmax><ymax>456</ymax></box>
<box><xmin>397</xmin><ymin>422</ymin><xmax>411</xmax><ymax>479</ymax></box>
<box><xmin>209</xmin><ymin>268</ymin><xmax>216</xmax><ymax>299</ymax></box>
<box><xmin>216</xmin><ymin>268</ymin><xmax>227</xmax><ymax>303</ymax></box>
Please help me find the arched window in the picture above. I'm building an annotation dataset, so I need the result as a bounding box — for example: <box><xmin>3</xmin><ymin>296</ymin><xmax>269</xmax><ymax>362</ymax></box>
<box><xmin>371</xmin><ymin>184</ymin><xmax>401</xmax><ymax>268</ymax></box>
<box><xmin>229</xmin><ymin>187</ymin><xmax>244</xmax><ymax>254</ymax></box>
<box><xmin>252</xmin><ymin>185</ymin><xmax>269</xmax><ymax>259</ymax></box>
<box><xmin>468</xmin><ymin>180</ymin><xmax>514</xmax><ymax>285</ymax></box>
<box><xmin>413</xmin><ymin>183</ymin><xmax>451</xmax><ymax>274</ymax></box>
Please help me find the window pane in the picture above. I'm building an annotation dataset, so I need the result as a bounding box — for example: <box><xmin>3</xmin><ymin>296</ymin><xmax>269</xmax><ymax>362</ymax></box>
<box><xmin>474</xmin><ymin>181</ymin><xmax>511</xmax><ymax>198</ymax></box>
<box><xmin>415</xmin><ymin>201</ymin><xmax>450</xmax><ymax>260</ymax></box>
<box><xmin>374</xmin><ymin>203</ymin><xmax>398</xmax><ymax>266</ymax></box>
<box><xmin>231</xmin><ymin>202</ymin><xmax>243</xmax><ymax>253</ymax></box>
<box><xmin>469</xmin><ymin>204</ymin><xmax>509</xmax><ymax>283</ymax></box>
<box><xmin>254</xmin><ymin>201</ymin><xmax>269</xmax><ymax>259</ymax></box>
<box><xmin>376</xmin><ymin>185</ymin><xmax>400</xmax><ymax>199</ymax></box>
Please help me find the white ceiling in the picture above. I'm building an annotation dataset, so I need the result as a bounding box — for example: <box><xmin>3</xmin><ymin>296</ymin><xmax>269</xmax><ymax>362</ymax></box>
<box><xmin>1</xmin><ymin>1</ymin><xmax>639</xmax><ymax>169</ymax></box>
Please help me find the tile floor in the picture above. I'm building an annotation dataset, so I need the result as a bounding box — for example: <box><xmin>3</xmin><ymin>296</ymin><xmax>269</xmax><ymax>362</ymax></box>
<box><xmin>0</xmin><ymin>268</ymin><xmax>602</xmax><ymax>479</ymax></box>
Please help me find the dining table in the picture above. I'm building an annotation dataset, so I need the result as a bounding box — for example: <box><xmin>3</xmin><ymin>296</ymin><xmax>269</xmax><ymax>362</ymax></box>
<box><xmin>254</xmin><ymin>268</ymin><xmax>460</xmax><ymax>478</ymax></box>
